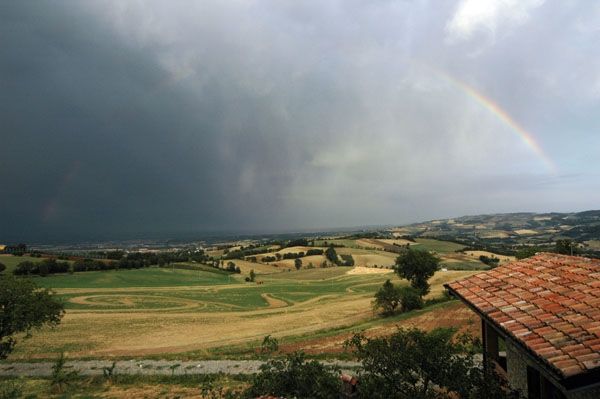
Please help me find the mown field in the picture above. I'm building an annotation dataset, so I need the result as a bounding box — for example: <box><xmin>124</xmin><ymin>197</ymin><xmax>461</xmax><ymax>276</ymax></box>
<box><xmin>10</xmin><ymin>262</ymin><xmax>477</xmax><ymax>360</ymax></box>
<box><xmin>1</xmin><ymin>239</ymin><xmax>495</xmax><ymax>361</ymax></box>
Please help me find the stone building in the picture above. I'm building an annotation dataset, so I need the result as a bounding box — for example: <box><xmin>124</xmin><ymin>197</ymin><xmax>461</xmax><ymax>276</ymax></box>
<box><xmin>445</xmin><ymin>253</ymin><xmax>600</xmax><ymax>399</ymax></box>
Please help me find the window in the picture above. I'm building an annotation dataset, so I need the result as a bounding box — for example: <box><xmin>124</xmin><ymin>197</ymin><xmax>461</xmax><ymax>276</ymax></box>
<box><xmin>527</xmin><ymin>366</ymin><xmax>566</xmax><ymax>399</ymax></box>
<box><xmin>527</xmin><ymin>366</ymin><xmax>541</xmax><ymax>399</ymax></box>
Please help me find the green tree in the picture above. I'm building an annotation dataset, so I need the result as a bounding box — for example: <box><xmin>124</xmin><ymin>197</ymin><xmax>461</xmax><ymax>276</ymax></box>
<box><xmin>246</xmin><ymin>352</ymin><xmax>341</xmax><ymax>399</ymax></box>
<box><xmin>395</xmin><ymin>250</ymin><xmax>439</xmax><ymax>296</ymax></box>
<box><xmin>515</xmin><ymin>247</ymin><xmax>540</xmax><ymax>259</ymax></box>
<box><xmin>555</xmin><ymin>239</ymin><xmax>577</xmax><ymax>255</ymax></box>
<box><xmin>479</xmin><ymin>255</ymin><xmax>500</xmax><ymax>268</ymax></box>
<box><xmin>399</xmin><ymin>287</ymin><xmax>423</xmax><ymax>312</ymax></box>
<box><xmin>37</xmin><ymin>261</ymin><xmax>49</xmax><ymax>277</ymax></box>
<box><xmin>325</xmin><ymin>245</ymin><xmax>338</xmax><ymax>264</ymax></box>
<box><xmin>0</xmin><ymin>276</ymin><xmax>64</xmax><ymax>359</ymax></box>
<box><xmin>373</xmin><ymin>280</ymin><xmax>402</xmax><ymax>316</ymax></box>
<box><xmin>226</xmin><ymin>261</ymin><xmax>236</xmax><ymax>272</ymax></box>
<box><xmin>249</xmin><ymin>269</ymin><xmax>256</xmax><ymax>282</ymax></box>
<box><xmin>347</xmin><ymin>328</ymin><xmax>520</xmax><ymax>399</ymax></box>
<box><xmin>13</xmin><ymin>261</ymin><xmax>36</xmax><ymax>275</ymax></box>
<box><xmin>294</xmin><ymin>258</ymin><xmax>302</xmax><ymax>270</ymax></box>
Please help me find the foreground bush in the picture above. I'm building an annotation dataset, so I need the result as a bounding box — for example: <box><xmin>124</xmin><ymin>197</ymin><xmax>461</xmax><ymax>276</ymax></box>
<box><xmin>245</xmin><ymin>352</ymin><xmax>341</xmax><ymax>399</ymax></box>
<box><xmin>346</xmin><ymin>328</ymin><xmax>521</xmax><ymax>399</ymax></box>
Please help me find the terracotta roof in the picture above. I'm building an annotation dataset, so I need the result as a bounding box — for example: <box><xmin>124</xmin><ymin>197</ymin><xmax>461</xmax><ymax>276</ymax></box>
<box><xmin>445</xmin><ymin>253</ymin><xmax>600</xmax><ymax>379</ymax></box>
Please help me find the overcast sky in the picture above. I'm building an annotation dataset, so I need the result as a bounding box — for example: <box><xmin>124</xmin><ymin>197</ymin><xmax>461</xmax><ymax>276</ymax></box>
<box><xmin>1</xmin><ymin>0</ymin><xmax>599</xmax><ymax>242</ymax></box>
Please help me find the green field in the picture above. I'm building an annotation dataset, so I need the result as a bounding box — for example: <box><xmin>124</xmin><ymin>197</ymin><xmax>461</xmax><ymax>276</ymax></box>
<box><xmin>32</xmin><ymin>267</ymin><xmax>394</xmax><ymax>312</ymax></box>
<box><xmin>412</xmin><ymin>238</ymin><xmax>466</xmax><ymax>253</ymax></box>
<box><xmin>31</xmin><ymin>267</ymin><xmax>234</xmax><ymax>289</ymax></box>
<box><xmin>0</xmin><ymin>254</ymin><xmax>47</xmax><ymax>273</ymax></box>
<box><xmin>6</xmin><ymin>249</ymin><xmax>477</xmax><ymax>360</ymax></box>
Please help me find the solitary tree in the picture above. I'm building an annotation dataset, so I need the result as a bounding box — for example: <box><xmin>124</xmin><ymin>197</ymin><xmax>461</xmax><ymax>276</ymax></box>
<box><xmin>0</xmin><ymin>276</ymin><xmax>64</xmax><ymax>358</ymax></box>
<box><xmin>249</xmin><ymin>269</ymin><xmax>256</xmax><ymax>282</ymax></box>
<box><xmin>395</xmin><ymin>250</ymin><xmax>439</xmax><ymax>296</ymax></box>
<box><xmin>294</xmin><ymin>258</ymin><xmax>302</xmax><ymax>271</ymax></box>
<box><xmin>373</xmin><ymin>280</ymin><xmax>402</xmax><ymax>315</ymax></box>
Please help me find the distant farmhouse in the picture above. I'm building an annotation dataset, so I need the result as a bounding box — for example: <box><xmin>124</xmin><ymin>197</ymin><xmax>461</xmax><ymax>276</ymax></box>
<box><xmin>446</xmin><ymin>254</ymin><xmax>600</xmax><ymax>399</ymax></box>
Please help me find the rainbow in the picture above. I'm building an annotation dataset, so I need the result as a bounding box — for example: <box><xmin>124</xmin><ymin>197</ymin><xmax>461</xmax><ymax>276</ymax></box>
<box><xmin>418</xmin><ymin>63</ymin><xmax>557</xmax><ymax>173</ymax></box>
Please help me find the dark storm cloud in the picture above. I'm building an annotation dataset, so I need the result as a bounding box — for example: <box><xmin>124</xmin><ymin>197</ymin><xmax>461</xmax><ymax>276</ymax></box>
<box><xmin>0</xmin><ymin>2</ymin><xmax>228</xmax><ymax>240</ymax></box>
<box><xmin>1</xmin><ymin>1</ymin><xmax>600</xmax><ymax>242</ymax></box>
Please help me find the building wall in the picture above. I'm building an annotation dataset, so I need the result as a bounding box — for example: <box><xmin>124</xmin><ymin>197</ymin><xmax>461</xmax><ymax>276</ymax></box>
<box><xmin>506</xmin><ymin>340</ymin><xmax>528</xmax><ymax>396</ymax></box>
<box><xmin>505</xmin><ymin>340</ymin><xmax>600</xmax><ymax>399</ymax></box>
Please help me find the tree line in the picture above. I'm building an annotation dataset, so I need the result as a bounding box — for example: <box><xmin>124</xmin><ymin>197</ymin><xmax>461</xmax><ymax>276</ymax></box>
<box><xmin>11</xmin><ymin>249</ymin><xmax>211</xmax><ymax>277</ymax></box>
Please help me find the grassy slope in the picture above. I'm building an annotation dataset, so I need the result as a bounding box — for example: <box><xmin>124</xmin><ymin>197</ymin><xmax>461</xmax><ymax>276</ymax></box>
<box><xmin>31</xmin><ymin>267</ymin><xmax>232</xmax><ymax>289</ymax></box>
<box><xmin>0</xmin><ymin>254</ymin><xmax>46</xmax><ymax>273</ymax></box>
<box><xmin>412</xmin><ymin>238</ymin><xmax>466</xmax><ymax>253</ymax></box>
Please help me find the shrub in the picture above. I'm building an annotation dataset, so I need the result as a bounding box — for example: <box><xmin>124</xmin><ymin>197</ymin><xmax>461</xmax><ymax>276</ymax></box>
<box><xmin>102</xmin><ymin>361</ymin><xmax>117</xmax><ymax>383</ymax></box>
<box><xmin>13</xmin><ymin>261</ymin><xmax>36</xmax><ymax>275</ymax></box>
<box><xmin>479</xmin><ymin>255</ymin><xmax>500</xmax><ymax>268</ymax></box>
<box><xmin>346</xmin><ymin>328</ymin><xmax>520</xmax><ymax>399</ymax></box>
<box><xmin>246</xmin><ymin>352</ymin><xmax>341</xmax><ymax>399</ymax></box>
<box><xmin>339</xmin><ymin>254</ymin><xmax>354</xmax><ymax>266</ymax></box>
<box><xmin>0</xmin><ymin>379</ymin><xmax>23</xmax><ymax>399</ymax></box>
<box><xmin>260</xmin><ymin>335</ymin><xmax>279</xmax><ymax>354</ymax></box>
<box><xmin>399</xmin><ymin>287</ymin><xmax>424</xmax><ymax>311</ymax></box>
<box><xmin>373</xmin><ymin>280</ymin><xmax>402</xmax><ymax>316</ymax></box>
<box><xmin>50</xmin><ymin>353</ymin><xmax>78</xmax><ymax>393</ymax></box>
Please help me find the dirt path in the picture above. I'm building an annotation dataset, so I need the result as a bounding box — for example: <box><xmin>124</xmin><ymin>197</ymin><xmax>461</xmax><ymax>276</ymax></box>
<box><xmin>0</xmin><ymin>359</ymin><xmax>360</xmax><ymax>377</ymax></box>
<box><xmin>260</xmin><ymin>293</ymin><xmax>288</xmax><ymax>308</ymax></box>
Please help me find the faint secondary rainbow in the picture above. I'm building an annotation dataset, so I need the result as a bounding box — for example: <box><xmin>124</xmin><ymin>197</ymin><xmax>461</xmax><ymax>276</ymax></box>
<box><xmin>419</xmin><ymin>63</ymin><xmax>557</xmax><ymax>173</ymax></box>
